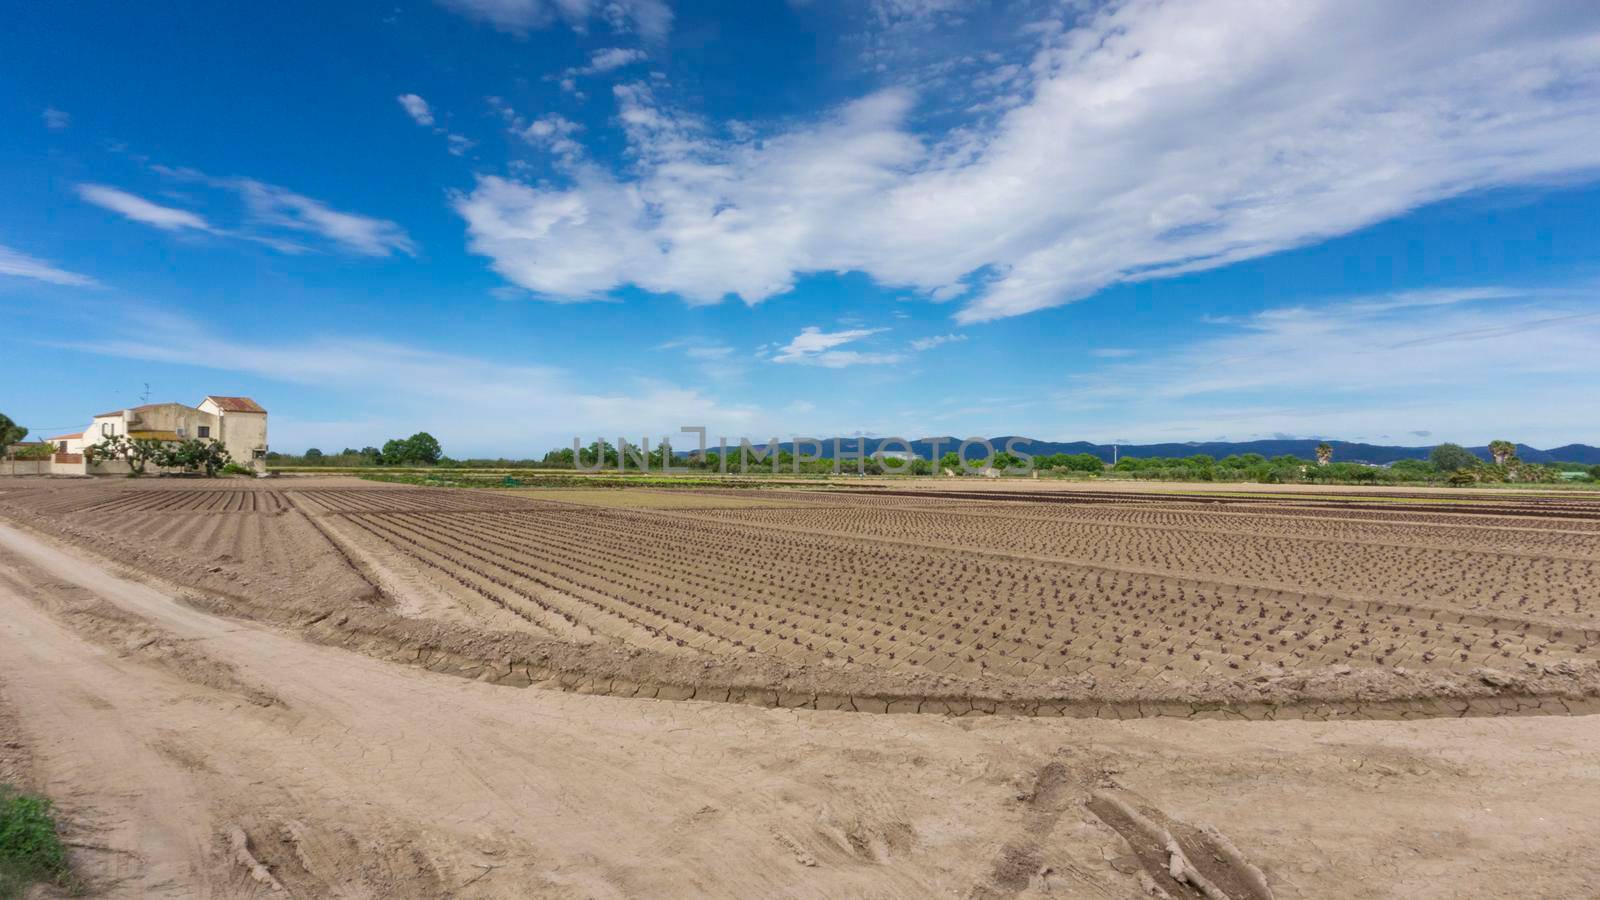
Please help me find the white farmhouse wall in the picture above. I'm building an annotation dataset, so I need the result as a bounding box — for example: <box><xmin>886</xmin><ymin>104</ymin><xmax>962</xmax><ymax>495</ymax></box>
<box><xmin>222</xmin><ymin>413</ymin><xmax>267</xmax><ymax>463</ymax></box>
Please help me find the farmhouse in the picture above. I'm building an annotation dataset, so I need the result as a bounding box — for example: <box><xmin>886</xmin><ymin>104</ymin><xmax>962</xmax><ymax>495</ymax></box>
<box><xmin>44</xmin><ymin>396</ymin><xmax>269</xmax><ymax>475</ymax></box>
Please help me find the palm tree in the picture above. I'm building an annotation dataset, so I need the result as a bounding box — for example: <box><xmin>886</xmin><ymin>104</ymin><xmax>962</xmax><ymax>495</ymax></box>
<box><xmin>1487</xmin><ymin>440</ymin><xmax>1517</xmax><ymax>466</ymax></box>
<box><xmin>1315</xmin><ymin>442</ymin><xmax>1333</xmax><ymax>467</ymax></box>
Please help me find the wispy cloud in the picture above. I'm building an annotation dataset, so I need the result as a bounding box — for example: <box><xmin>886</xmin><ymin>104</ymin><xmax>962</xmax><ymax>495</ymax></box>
<box><xmin>51</xmin><ymin>307</ymin><xmax>761</xmax><ymax>452</ymax></box>
<box><xmin>454</xmin><ymin>2</ymin><xmax>1600</xmax><ymax>322</ymax></box>
<box><xmin>515</xmin><ymin>113</ymin><xmax>584</xmax><ymax>157</ymax></box>
<box><xmin>231</xmin><ymin>178</ymin><xmax>415</xmax><ymax>256</ymax></box>
<box><xmin>655</xmin><ymin>337</ymin><xmax>749</xmax><ymax>378</ymax></box>
<box><xmin>77</xmin><ymin>184</ymin><xmax>215</xmax><ymax>233</ymax></box>
<box><xmin>397</xmin><ymin>93</ymin><xmax>435</xmax><ymax>126</ymax></box>
<box><xmin>656</xmin><ymin>337</ymin><xmax>738</xmax><ymax>360</ymax></box>
<box><xmin>41</xmin><ymin>107</ymin><xmax>70</xmax><ymax>130</ymax></box>
<box><xmin>1048</xmin><ymin>286</ymin><xmax>1600</xmax><ymax>445</ymax></box>
<box><xmin>909</xmin><ymin>333</ymin><xmax>965</xmax><ymax>351</ymax></box>
<box><xmin>556</xmin><ymin>47</ymin><xmax>647</xmax><ymax>90</ymax></box>
<box><xmin>124</xmin><ymin>167</ymin><xmax>417</xmax><ymax>257</ymax></box>
<box><xmin>397</xmin><ymin>93</ymin><xmax>476</xmax><ymax>157</ymax></box>
<box><xmin>437</xmin><ymin>0</ymin><xmax>672</xmax><ymax>40</ymax></box>
<box><xmin>773</xmin><ymin>326</ymin><xmax>904</xmax><ymax>367</ymax></box>
<box><xmin>0</xmin><ymin>244</ymin><xmax>98</xmax><ymax>287</ymax></box>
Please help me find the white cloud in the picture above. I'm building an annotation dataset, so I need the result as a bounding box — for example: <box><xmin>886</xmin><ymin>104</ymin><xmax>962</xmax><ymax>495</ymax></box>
<box><xmin>453</xmin><ymin>1</ymin><xmax>1600</xmax><ymax>322</ymax></box>
<box><xmin>231</xmin><ymin>179</ymin><xmax>416</xmax><ymax>257</ymax></box>
<box><xmin>1089</xmin><ymin>348</ymin><xmax>1135</xmax><ymax>359</ymax></box>
<box><xmin>457</xmin><ymin>88</ymin><xmax>921</xmax><ymax>303</ymax></box>
<box><xmin>655</xmin><ymin>337</ymin><xmax>748</xmax><ymax>379</ymax></box>
<box><xmin>54</xmin><ymin>308</ymin><xmax>764</xmax><ymax>454</ymax></box>
<box><xmin>399</xmin><ymin>94</ymin><xmax>478</xmax><ymax>156</ymax></box>
<box><xmin>1048</xmin><ymin>287</ymin><xmax>1600</xmax><ymax>445</ymax></box>
<box><xmin>909</xmin><ymin>333</ymin><xmax>966</xmax><ymax>351</ymax></box>
<box><xmin>515</xmin><ymin>113</ymin><xmax>584</xmax><ymax>157</ymax></box>
<box><xmin>557</xmin><ymin>47</ymin><xmax>648</xmax><ymax>90</ymax></box>
<box><xmin>587</xmin><ymin>47</ymin><xmax>646</xmax><ymax>72</ymax></box>
<box><xmin>397</xmin><ymin>93</ymin><xmax>435</xmax><ymax>126</ymax></box>
<box><xmin>77</xmin><ymin>184</ymin><xmax>215</xmax><ymax>232</ymax></box>
<box><xmin>868</xmin><ymin>0</ymin><xmax>969</xmax><ymax>27</ymax></box>
<box><xmin>655</xmin><ymin>337</ymin><xmax>736</xmax><ymax>360</ymax></box>
<box><xmin>0</xmin><ymin>244</ymin><xmax>97</xmax><ymax>287</ymax></box>
<box><xmin>438</xmin><ymin>0</ymin><xmax>672</xmax><ymax>40</ymax></box>
<box><xmin>84</xmin><ymin>171</ymin><xmax>415</xmax><ymax>258</ymax></box>
<box><xmin>42</xmin><ymin>108</ymin><xmax>70</xmax><ymax>130</ymax></box>
<box><xmin>772</xmin><ymin>326</ymin><xmax>905</xmax><ymax>368</ymax></box>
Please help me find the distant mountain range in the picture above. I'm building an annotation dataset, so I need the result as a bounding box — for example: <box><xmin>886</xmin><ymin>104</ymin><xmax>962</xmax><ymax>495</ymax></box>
<box><xmin>701</xmin><ymin>437</ymin><xmax>1600</xmax><ymax>465</ymax></box>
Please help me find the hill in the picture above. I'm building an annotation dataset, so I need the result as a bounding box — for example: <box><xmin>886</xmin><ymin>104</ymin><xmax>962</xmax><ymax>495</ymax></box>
<box><xmin>717</xmin><ymin>437</ymin><xmax>1600</xmax><ymax>464</ymax></box>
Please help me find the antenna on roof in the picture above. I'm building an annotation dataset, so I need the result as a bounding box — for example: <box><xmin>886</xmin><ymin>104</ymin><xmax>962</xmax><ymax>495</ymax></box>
<box><xmin>139</xmin><ymin>382</ymin><xmax>151</xmax><ymax>404</ymax></box>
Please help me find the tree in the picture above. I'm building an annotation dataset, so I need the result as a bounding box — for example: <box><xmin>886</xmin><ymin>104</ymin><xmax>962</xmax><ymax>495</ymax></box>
<box><xmin>303</xmin><ymin>448</ymin><xmax>325</xmax><ymax>462</ymax></box>
<box><xmin>1315</xmin><ymin>442</ymin><xmax>1333</xmax><ymax>466</ymax></box>
<box><xmin>1429</xmin><ymin>443</ymin><xmax>1478</xmax><ymax>473</ymax></box>
<box><xmin>378</xmin><ymin>433</ymin><xmax>443</xmax><ymax>466</ymax></box>
<box><xmin>157</xmin><ymin>438</ymin><xmax>232</xmax><ymax>477</ymax></box>
<box><xmin>404</xmin><ymin>432</ymin><xmax>442</xmax><ymax>465</ymax></box>
<box><xmin>89</xmin><ymin>434</ymin><xmax>165</xmax><ymax>476</ymax></box>
<box><xmin>1487</xmin><ymin>439</ymin><xmax>1518</xmax><ymax>466</ymax></box>
<box><xmin>0</xmin><ymin>413</ymin><xmax>26</xmax><ymax>448</ymax></box>
<box><xmin>1389</xmin><ymin>459</ymin><xmax>1436</xmax><ymax>481</ymax></box>
<box><xmin>939</xmin><ymin>451</ymin><xmax>962</xmax><ymax>474</ymax></box>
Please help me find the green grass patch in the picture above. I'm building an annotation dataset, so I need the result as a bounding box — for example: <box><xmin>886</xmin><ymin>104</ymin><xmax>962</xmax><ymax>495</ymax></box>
<box><xmin>0</xmin><ymin>785</ymin><xmax>70</xmax><ymax>898</ymax></box>
<box><xmin>353</xmin><ymin>470</ymin><xmax>862</xmax><ymax>490</ymax></box>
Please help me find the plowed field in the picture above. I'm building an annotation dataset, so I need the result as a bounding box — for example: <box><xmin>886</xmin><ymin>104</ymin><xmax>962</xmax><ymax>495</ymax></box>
<box><xmin>3</xmin><ymin>477</ymin><xmax>1597</xmax><ymax>719</ymax></box>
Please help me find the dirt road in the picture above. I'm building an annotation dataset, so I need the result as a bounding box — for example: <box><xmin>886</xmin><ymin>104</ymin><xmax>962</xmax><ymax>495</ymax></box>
<box><xmin>2</xmin><ymin>520</ymin><xmax>1598</xmax><ymax>898</ymax></box>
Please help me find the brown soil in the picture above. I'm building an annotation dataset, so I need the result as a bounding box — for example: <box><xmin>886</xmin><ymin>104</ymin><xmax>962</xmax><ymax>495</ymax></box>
<box><xmin>2</xmin><ymin>478</ymin><xmax>1597</xmax><ymax>719</ymax></box>
<box><xmin>0</xmin><ymin>508</ymin><xmax>1597</xmax><ymax>896</ymax></box>
<box><xmin>3</xmin><ymin>477</ymin><xmax>1600</xmax><ymax>895</ymax></box>
<box><xmin>3</xmin><ymin>499</ymin><xmax>1600</xmax><ymax>890</ymax></box>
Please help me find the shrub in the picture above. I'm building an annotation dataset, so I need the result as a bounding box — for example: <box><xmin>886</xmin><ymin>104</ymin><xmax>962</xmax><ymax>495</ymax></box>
<box><xmin>7</xmin><ymin>444</ymin><xmax>54</xmax><ymax>461</ymax></box>
<box><xmin>0</xmin><ymin>786</ymin><xmax>69</xmax><ymax>896</ymax></box>
<box><xmin>221</xmin><ymin>462</ymin><xmax>255</xmax><ymax>476</ymax></box>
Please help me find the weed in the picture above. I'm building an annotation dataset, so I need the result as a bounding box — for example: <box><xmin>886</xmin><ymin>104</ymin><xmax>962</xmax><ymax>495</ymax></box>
<box><xmin>0</xmin><ymin>785</ymin><xmax>70</xmax><ymax>898</ymax></box>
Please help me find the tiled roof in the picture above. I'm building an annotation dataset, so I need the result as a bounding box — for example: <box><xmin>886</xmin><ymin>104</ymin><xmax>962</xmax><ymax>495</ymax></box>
<box><xmin>204</xmin><ymin>396</ymin><xmax>266</xmax><ymax>413</ymax></box>
<box><xmin>48</xmin><ymin>432</ymin><xmax>82</xmax><ymax>441</ymax></box>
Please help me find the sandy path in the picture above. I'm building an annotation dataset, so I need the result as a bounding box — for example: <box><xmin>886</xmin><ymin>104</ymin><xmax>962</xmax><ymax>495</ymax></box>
<box><xmin>2</xmin><ymin>521</ymin><xmax>1599</xmax><ymax>898</ymax></box>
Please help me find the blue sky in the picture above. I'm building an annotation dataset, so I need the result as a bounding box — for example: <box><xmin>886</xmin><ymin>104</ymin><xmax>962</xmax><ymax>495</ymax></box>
<box><xmin>4</xmin><ymin>0</ymin><xmax>1599</xmax><ymax>455</ymax></box>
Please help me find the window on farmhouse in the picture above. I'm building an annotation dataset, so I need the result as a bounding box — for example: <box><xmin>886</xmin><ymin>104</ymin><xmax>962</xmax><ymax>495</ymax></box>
<box><xmin>198</xmin><ymin>426</ymin><xmax>210</xmax><ymax>438</ymax></box>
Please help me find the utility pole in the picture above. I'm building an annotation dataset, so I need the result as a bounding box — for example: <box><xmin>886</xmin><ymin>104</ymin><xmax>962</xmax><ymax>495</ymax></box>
<box><xmin>1113</xmin><ymin>444</ymin><xmax>1118</xmax><ymax>465</ymax></box>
